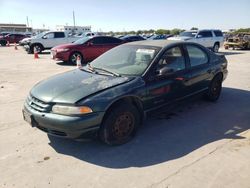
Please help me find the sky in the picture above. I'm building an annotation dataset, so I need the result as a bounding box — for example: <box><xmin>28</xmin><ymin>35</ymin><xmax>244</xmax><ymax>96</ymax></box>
<box><xmin>0</xmin><ymin>0</ymin><xmax>249</xmax><ymax>32</ymax></box>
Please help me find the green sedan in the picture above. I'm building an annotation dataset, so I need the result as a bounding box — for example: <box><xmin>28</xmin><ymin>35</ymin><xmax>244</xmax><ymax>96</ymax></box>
<box><xmin>22</xmin><ymin>40</ymin><xmax>228</xmax><ymax>145</ymax></box>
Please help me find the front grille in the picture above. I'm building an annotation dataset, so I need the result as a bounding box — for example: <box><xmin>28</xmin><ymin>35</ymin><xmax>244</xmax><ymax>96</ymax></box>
<box><xmin>26</xmin><ymin>95</ymin><xmax>51</xmax><ymax>112</ymax></box>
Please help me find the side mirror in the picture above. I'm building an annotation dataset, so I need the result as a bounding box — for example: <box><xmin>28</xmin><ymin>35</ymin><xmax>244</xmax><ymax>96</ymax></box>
<box><xmin>196</xmin><ymin>35</ymin><xmax>202</xmax><ymax>38</ymax></box>
<box><xmin>157</xmin><ymin>67</ymin><xmax>174</xmax><ymax>76</ymax></box>
<box><xmin>42</xmin><ymin>36</ymin><xmax>47</xmax><ymax>39</ymax></box>
<box><xmin>87</xmin><ymin>42</ymin><xmax>93</xmax><ymax>46</ymax></box>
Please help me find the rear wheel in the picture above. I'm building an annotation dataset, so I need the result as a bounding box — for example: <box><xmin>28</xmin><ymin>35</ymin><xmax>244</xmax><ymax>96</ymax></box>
<box><xmin>69</xmin><ymin>52</ymin><xmax>83</xmax><ymax>65</ymax></box>
<box><xmin>99</xmin><ymin>103</ymin><xmax>140</xmax><ymax>145</ymax></box>
<box><xmin>205</xmin><ymin>75</ymin><xmax>222</xmax><ymax>101</ymax></box>
<box><xmin>213</xmin><ymin>43</ymin><xmax>220</xmax><ymax>53</ymax></box>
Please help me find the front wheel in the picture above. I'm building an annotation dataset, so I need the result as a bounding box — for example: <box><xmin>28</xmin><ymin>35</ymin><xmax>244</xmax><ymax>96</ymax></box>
<box><xmin>205</xmin><ymin>76</ymin><xmax>222</xmax><ymax>101</ymax></box>
<box><xmin>69</xmin><ymin>52</ymin><xmax>83</xmax><ymax>65</ymax></box>
<box><xmin>99</xmin><ymin>104</ymin><xmax>140</xmax><ymax>145</ymax></box>
<box><xmin>30</xmin><ymin>44</ymin><xmax>43</xmax><ymax>54</ymax></box>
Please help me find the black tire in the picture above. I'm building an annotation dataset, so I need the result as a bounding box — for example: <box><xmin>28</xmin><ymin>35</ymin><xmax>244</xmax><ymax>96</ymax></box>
<box><xmin>69</xmin><ymin>52</ymin><xmax>83</xmax><ymax>65</ymax></box>
<box><xmin>213</xmin><ymin>43</ymin><xmax>220</xmax><ymax>53</ymax></box>
<box><xmin>99</xmin><ymin>103</ymin><xmax>140</xmax><ymax>145</ymax></box>
<box><xmin>205</xmin><ymin>75</ymin><xmax>222</xmax><ymax>101</ymax></box>
<box><xmin>30</xmin><ymin>44</ymin><xmax>43</xmax><ymax>54</ymax></box>
<box><xmin>0</xmin><ymin>40</ymin><xmax>7</xmax><ymax>46</ymax></box>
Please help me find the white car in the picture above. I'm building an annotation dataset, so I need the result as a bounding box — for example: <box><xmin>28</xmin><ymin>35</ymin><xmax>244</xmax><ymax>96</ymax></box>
<box><xmin>168</xmin><ymin>30</ymin><xmax>224</xmax><ymax>52</ymax></box>
<box><xmin>24</xmin><ymin>31</ymin><xmax>81</xmax><ymax>53</ymax></box>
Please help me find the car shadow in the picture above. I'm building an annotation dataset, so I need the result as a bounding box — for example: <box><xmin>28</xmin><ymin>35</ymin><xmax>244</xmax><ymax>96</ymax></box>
<box><xmin>56</xmin><ymin>61</ymin><xmax>74</xmax><ymax>66</ymax></box>
<box><xmin>219</xmin><ymin>51</ymin><xmax>245</xmax><ymax>56</ymax></box>
<box><xmin>48</xmin><ymin>87</ymin><xmax>250</xmax><ymax>169</ymax></box>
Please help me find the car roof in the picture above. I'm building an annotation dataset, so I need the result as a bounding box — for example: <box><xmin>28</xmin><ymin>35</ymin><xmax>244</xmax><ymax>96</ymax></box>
<box><xmin>124</xmin><ymin>39</ymin><xmax>182</xmax><ymax>47</ymax></box>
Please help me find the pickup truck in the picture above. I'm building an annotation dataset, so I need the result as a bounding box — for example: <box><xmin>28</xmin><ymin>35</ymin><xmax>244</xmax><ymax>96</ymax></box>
<box><xmin>24</xmin><ymin>31</ymin><xmax>80</xmax><ymax>53</ymax></box>
<box><xmin>168</xmin><ymin>29</ymin><xmax>224</xmax><ymax>52</ymax></box>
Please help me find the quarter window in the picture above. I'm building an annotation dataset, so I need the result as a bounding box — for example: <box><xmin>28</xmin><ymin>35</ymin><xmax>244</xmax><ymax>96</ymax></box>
<box><xmin>158</xmin><ymin>47</ymin><xmax>185</xmax><ymax>72</ymax></box>
<box><xmin>186</xmin><ymin>45</ymin><xmax>208</xmax><ymax>67</ymax></box>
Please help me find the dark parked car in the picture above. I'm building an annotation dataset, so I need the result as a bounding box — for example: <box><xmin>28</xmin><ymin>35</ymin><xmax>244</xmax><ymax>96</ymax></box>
<box><xmin>51</xmin><ymin>36</ymin><xmax>124</xmax><ymax>64</ymax></box>
<box><xmin>148</xmin><ymin>34</ymin><xmax>173</xmax><ymax>40</ymax></box>
<box><xmin>120</xmin><ymin>35</ymin><xmax>146</xmax><ymax>42</ymax></box>
<box><xmin>0</xmin><ymin>33</ymin><xmax>26</xmax><ymax>46</ymax></box>
<box><xmin>23</xmin><ymin>40</ymin><xmax>228</xmax><ymax>145</ymax></box>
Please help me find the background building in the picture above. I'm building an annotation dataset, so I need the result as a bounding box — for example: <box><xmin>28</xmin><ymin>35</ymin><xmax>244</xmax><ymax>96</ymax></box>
<box><xmin>0</xmin><ymin>23</ymin><xmax>32</xmax><ymax>34</ymax></box>
<box><xmin>56</xmin><ymin>25</ymin><xmax>91</xmax><ymax>35</ymax></box>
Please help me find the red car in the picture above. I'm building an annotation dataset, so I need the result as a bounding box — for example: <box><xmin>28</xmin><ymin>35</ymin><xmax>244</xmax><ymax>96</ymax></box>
<box><xmin>51</xmin><ymin>36</ymin><xmax>124</xmax><ymax>64</ymax></box>
<box><xmin>0</xmin><ymin>33</ymin><xmax>26</xmax><ymax>46</ymax></box>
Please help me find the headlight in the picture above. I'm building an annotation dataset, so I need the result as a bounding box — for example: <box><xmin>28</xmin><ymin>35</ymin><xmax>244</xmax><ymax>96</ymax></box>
<box><xmin>56</xmin><ymin>48</ymin><xmax>69</xmax><ymax>53</ymax></box>
<box><xmin>52</xmin><ymin>105</ymin><xmax>93</xmax><ymax>115</ymax></box>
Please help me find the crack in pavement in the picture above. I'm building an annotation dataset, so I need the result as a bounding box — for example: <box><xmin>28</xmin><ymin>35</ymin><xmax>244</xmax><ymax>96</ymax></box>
<box><xmin>148</xmin><ymin>139</ymin><xmax>235</xmax><ymax>188</ymax></box>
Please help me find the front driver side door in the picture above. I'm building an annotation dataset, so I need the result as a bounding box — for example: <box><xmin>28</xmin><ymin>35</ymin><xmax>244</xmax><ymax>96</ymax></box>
<box><xmin>144</xmin><ymin>46</ymin><xmax>192</xmax><ymax>111</ymax></box>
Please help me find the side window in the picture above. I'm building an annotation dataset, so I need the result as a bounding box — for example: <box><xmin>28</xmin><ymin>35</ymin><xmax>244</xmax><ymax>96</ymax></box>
<box><xmin>104</xmin><ymin>37</ymin><xmax>122</xmax><ymax>44</ymax></box>
<box><xmin>214</xmin><ymin>30</ymin><xmax>223</xmax><ymax>37</ymax></box>
<box><xmin>92</xmin><ymin>37</ymin><xmax>104</xmax><ymax>45</ymax></box>
<box><xmin>44</xmin><ymin>32</ymin><xmax>54</xmax><ymax>39</ymax></box>
<box><xmin>54</xmin><ymin>32</ymin><xmax>65</xmax><ymax>38</ymax></box>
<box><xmin>198</xmin><ymin>31</ymin><xmax>213</xmax><ymax>38</ymax></box>
<box><xmin>158</xmin><ymin>47</ymin><xmax>185</xmax><ymax>72</ymax></box>
<box><xmin>186</xmin><ymin>45</ymin><xmax>208</xmax><ymax>67</ymax></box>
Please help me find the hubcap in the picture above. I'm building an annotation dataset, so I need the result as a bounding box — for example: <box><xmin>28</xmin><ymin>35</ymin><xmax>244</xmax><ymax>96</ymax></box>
<box><xmin>112</xmin><ymin>112</ymin><xmax>135</xmax><ymax>140</ymax></box>
<box><xmin>214</xmin><ymin>45</ymin><xmax>219</xmax><ymax>52</ymax></box>
<box><xmin>71</xmin><ymin>53</ymin><xmax>81</xmax><ymax>64</ymax></box>
<box><xmin>212</xmin><ymin>80</ymin><xmax>221</xmax><ymax>96</ymax></box>
<box><xmin>35</xmin><ymin>45</ymin><xmax>41</xmax><ymax>52</ymax></box>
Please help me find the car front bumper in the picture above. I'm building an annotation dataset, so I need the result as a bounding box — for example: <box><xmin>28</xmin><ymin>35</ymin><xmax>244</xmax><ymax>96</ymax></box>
<box><xmin>51</xmin><ymin>50</ymin><xmax>70</xmax><ymax>62</ymax></box>
<box><xmin>22</xmin><ymin>102</ymin><xmax>105</xmax><ymax>139</ymax></box>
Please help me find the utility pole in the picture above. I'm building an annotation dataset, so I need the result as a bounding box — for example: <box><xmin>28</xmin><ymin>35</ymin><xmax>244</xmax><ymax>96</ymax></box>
<box><xmin>26</xmin><ymin>16</ymin><xmax>29</xmax><ymax>27</ymax></box>
<box><xmin>73</xmin><ymin>10</ymin><xmax>76</xmax><ymax>34</ymax></box>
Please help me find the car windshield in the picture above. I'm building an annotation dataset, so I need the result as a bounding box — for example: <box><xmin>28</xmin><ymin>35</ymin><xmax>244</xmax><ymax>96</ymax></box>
<box><xmin>73</xmin><ymin>37</ymin><xmax>91</xmax><ymax>44</ymax></box>
<box><xmin>33</xmin><ymin>32</ymin><xmax>47</xmax><ymax>38</ymax></box>
<box><xmin>90</xmin><ymin>45</ymin><xmax>160</xmax><ymax>76</ymax></box>
<box><xmin>180</xmin><ymin>31</ymin><xmax>197</xmax><ymax>37</ymax></box>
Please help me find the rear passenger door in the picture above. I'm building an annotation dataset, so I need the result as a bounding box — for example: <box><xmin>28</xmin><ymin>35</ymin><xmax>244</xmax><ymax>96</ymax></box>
<box><xmin>54</xmin><ymin>32</ymin><xmax>66</xmax><ymax>46</ymax></box>
<box><xmin>184</xmin><ymin>44</ymin><xmax>211</xmax><ymax>93</ymax></box>
<box><xmin>196</xmin><ymin>31</ymin><xmax>213</xmax><ymax>48</ymax></box>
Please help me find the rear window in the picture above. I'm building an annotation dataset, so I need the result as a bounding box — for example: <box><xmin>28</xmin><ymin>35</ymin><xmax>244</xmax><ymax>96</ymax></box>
<box><xmin>214</xmin><ymin>30</ymin><xmax>223</xmax><ymax>37</ymax></box>
<box><xmin>186</xmin><ymin>45</ymin><xmax>208</xmax><ymax>67</ymax></box>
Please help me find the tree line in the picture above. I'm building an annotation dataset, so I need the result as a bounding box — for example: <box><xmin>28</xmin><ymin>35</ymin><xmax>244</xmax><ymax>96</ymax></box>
<box><xmin>106</xmin><ymin>28</ymin><xmax>186</xmax><ymax>36</ymax></box>
<box><xmin>105</xmin><ymin>27</ymin><xmax>250</xmax><ymax>36</ymax></box>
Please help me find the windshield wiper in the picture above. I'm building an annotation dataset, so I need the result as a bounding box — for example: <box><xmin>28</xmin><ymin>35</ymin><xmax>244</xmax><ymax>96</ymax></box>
<box><xmin>91</xmin><ymin>66</ymin><xmax>121</xmax><ymax>77</ymax></box>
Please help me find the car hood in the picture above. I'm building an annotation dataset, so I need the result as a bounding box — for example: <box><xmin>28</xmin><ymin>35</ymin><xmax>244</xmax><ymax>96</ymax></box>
<box><xmin>30</xmin><ymin>69</ymin><xmax>133</xmax><ymax>104</ymax></box>
<box><xmin>168</xmin><ymin>36</ymin><xmax>193</xmax><ymax>41</ymax></box>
